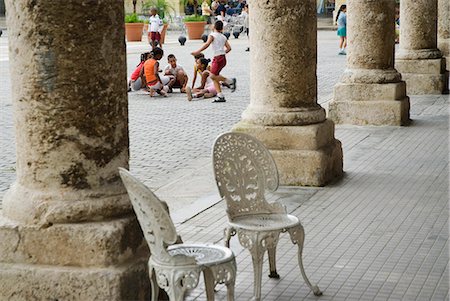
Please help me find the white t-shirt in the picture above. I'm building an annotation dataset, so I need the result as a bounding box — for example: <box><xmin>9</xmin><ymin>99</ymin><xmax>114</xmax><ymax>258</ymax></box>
<box><xmin>164</xmin><ymin>64</ymin><xmax>185</xmax><ymax>76</ymax></box>
<box><xmin>210</xmin><ymin>32</ymin><xmax>227</xmax><ymax>57</ymax></box>
<box><xmin>149</xmin><ymin>15</ymin><xmax>163</xmax><ymax>33</ymax></box>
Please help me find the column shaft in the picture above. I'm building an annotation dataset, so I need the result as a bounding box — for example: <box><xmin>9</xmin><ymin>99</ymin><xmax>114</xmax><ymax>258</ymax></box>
<box><xmin>330</xmin><ymin>0</ymin><xmax>410</xmax><ymax>126</ymax></box>
<box><xmin>234</xmin><ymin>0</ymin><xmax>343</xmax><ymax>186</ymax></box>
<box><xmin>3</xmin><ymin>0</ymin><xmax>131</xmax><ymax>225</ymax></box>
<box><xmin>438</xmin><ymin>0</ymin><xmax>450</xmax><ymax>63</ymax></box>
<box><xmin>0</xmin><ymin>0</ymin><xmax>149</xmax><ymax>299</ymax></box>
<box><xmin>242</xmin><ymin>0</ymin><xmax>325</xmax><ymax>126</ymax></box>
<box><xmin>395</xmin><ymin>0</ymin><xmax>448</xmax><ymax>94</ymax></box>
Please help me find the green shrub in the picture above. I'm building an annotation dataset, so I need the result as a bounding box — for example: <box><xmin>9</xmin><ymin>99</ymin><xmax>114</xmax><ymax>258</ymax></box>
<box><xmin>125</xmin><ymin>13</ymin><xmax>142</xmax><ymax>23</ymax></box>
<box><xmin>183</xmin><ymin>15</ymin><xmax>206</xmax><ymax>22</ymax></box>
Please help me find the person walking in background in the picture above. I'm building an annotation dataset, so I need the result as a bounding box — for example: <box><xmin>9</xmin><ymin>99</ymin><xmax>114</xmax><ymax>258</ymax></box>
<box><xmin>336</xmin><ymin>4</ymin><xmax>347</xmax><ymax>55</ymax></box>
<box><xmin>202</xmin><ymin>0</ymin><xmax>214</xmax><ymax>31</ymax></box>
<box><xmin>148</xmin><ymin>7</ymin><xmax>163</xmax><ymax>50</ymax></box>
<box><xmin>191</xmin><ymin>20</ymin><xmax>236</xmax><ymax>103</ymax></box>
<box><xmin>242</xmin><ymin>4</ymin><xmax>249</xmax><ymax>52</ymax></box>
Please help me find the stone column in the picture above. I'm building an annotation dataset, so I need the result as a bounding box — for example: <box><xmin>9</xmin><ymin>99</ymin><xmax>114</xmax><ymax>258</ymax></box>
<box><xmin>329</xmin><ymin>0</ymin><xmax>410</xmax><ymax>126</ymax></box>
<box><xmin>438</xmin><ymin>0</ymin><xmax>450</xmax><ymax>64</ymax></box>
<box><xmin>395</xmin><ymin>0</ymin><xmax>448</xmax><ymax>94</ymax></box>
<box><xmin>0</xmin><ymin>0</ymin><xmax>149</xmax><ymax>300</ymax></box>
<box><xmin>233</xmin><ymin>0</ymin><xmax>343</xmax><ymax>186</ymax></box>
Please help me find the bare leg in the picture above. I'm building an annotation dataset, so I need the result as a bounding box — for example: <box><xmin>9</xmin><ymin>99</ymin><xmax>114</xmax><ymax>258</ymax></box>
<box><xmin>211</xmin><ymin>75</ymin><xmax>222</xmax><ymax>94</ymax></box>
<box><xmin>339</xmin><ymin>36</ymin><xmax>344</xmax><ymax>49</ymax></box>
<box><xmin>176</xmin><ymin>70</ymin><xmax>188</xmax><ymax>92</ymax></box>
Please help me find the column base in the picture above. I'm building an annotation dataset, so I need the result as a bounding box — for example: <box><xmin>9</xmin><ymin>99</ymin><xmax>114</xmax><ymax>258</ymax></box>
<box><xmin>232</xmin><ymin>120</ymin><xmax>343</xmax><ymax>186</ymax></box>
<box><xmin>395</xmin><ymin>58</ymin><xmax>448</xmax><ymax>94</ymax></box>
<box><xmin>329</xmin><ymin>81</ymin><xmax>410</xmax><ymax>126</ymax></box>
<box><xmin>0</xmin><ymin>213</ymin><xmax>150</xmax><ymax>300</ymax></box>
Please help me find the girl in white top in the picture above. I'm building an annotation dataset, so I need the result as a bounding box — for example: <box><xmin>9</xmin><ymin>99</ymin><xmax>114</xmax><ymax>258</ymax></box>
<box><xmin>191</xmin><ymin>20</ymin><xmax>236</xmax><ymax>103</ymax></box>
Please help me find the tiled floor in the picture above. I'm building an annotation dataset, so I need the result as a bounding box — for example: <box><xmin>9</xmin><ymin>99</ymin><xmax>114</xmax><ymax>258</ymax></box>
<box><xmin>175</xmin><ymin>95</ymin><xmax>449</xmax><ymax>300</ymax></box>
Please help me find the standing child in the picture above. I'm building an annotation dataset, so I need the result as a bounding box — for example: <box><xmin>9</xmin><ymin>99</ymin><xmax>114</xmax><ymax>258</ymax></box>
<box><xmin>191</xmin><ymin>20</ymin><xmax>236</xmax><ymax>103</ymax></box>
<box><xmin>336</xmin><ymin>4</ymin><xmax>347</xmax><ymax>55</ymax></box>
<box><xmin>185</xmin><ymin>58</ymin><xmax>217</xmax><ymax>101</ymax></box>
<box><xmin>142</xmin><ymin>47</ymin><xmax>170</xmax><ymax>97</ymax></box>
<box><xmin>148</xmin><ymin>8</ymin><xmax>163</xmax><ymax>50</ymax></box>
<box><xmin>242</xmin><ymin>4</ymin><xmax>249</xmax><ymax>52</ymax></box>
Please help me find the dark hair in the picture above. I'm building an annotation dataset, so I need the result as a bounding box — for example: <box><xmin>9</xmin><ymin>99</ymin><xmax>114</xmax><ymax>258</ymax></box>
<box><xmin>199</xmin><ymin>58</ymin><xmax>211</xmax><ymax>67</ymax></box>
<box><xmin>336</xmin><ymin>4</ymin><xmax>347</xmax><ymax>22</ymax></box>
<box><xmin>151</xmin><ymin>47</ymin><xmax>164</xmax><ymax>58</ymax></box>
<box><xmin>244</xmin><ymin>4</ymin><xmax>248</xmax><ymax>8</ymax></box>
<box><xmin>214</xmin><ymin>20</ymin><xmax>224</xmax><ymax>31</ymax></box>
<box><xmin>194</xmin><ymin>53</ymin><xmax>205</xmax><ymax>60</ymax></box>
<box><xmin>167</xmin><ymin>54</ymin><xmax>176</xmax><ymax>60</ymax></box>
<box><xmin>140</xmin><ymin>52</ymin><xmax>151</xmax><ymax>64</ymax></box>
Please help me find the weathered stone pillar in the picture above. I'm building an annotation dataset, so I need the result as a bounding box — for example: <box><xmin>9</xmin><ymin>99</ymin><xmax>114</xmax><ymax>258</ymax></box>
<box><xmin>0</xmin><ymin>0</ymin><xmax>149</xmax><ymax>299</ymax></box>
<box><xmin>233</xmin><ymin>0</ymin><xmax>343</xmax><ymax>186</ymax></box>
<box><xmin>329</xmin><ymin>0</ymin><xmax>410</xmax><ymax>126</ymax></box>
<box><xmin>438</xmin><ymin>0</ymin><xmax>450</xmax><ymax>65</ymax></box>
<box><xmin>395</xmin><ymin>0</ymin><xmax>448</xmax><ymax>94</ymax></box>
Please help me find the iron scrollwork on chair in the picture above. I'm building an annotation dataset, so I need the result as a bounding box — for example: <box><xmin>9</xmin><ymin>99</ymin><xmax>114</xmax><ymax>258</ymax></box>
<box><xmin>119</xmin><ymin>168</ymin><xmax>236</xmax><ymax>301</ymax></box>
<box><xmin>212</xmin><ymin>132</ymin><xmax>322</xmax><ymax>301</ymax></box>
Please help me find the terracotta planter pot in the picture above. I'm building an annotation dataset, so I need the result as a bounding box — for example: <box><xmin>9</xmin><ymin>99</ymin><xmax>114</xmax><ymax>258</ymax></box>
<box><xmin>160</xmin><ymin>23</ymin><xmax>169</xmax><ymax>44</ymax></box>
<box><xmin>125</xmin><ymin>23</ymin><xmax>144</xmax><ymax>42</ymax></box>
<box><xmin>184</xmin><ymin>21</ymin><xmax>207</xmax><ymax>40</ymax></box>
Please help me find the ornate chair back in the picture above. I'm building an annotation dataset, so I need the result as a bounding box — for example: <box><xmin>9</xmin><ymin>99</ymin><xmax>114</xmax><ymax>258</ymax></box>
<box><xmin>119</xmin><ymin>168</ymin><xmax>179</xmax><ymax>264</ymax></box>
<box><xmin>212</xmin><ymin>132</ymin><xmax>280</xmax><ymax>220</ymax></box>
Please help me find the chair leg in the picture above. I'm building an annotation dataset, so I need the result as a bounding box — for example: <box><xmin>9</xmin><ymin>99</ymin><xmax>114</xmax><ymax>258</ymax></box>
<box><xmin>224</xmin><ymin>226</ymin><xmax>236</xmax><ymax>248</ymax></box>
<box><xmin>149</xmin><ymin>266</ymin><xmax>159</xmax><ymax>301</ymax></box>
<box><xmin>288</xmin><ymin>225</ymin><xmax>323</xmax><ymax>296</ymax></box>
<box><xmin>203</xmin><ymin>268</ymin><xmax>215</xmax><ymax>301</ymax></box>
<box><xmin>250</xmin><ymin>245</ymin><xmax>265</xmax><ymax>301</ymax></box>
<box><xmin>226</xmin><ymin>280</ymin><xmax>235</xmax><ymax>301</ymax></box>
<box><xmin>225</xmin><ymin>260</ymin><xmax>237</xmax><ymax>301</ymax></box>
<box><xmin>267</xmin><ymin>232</ymin><xmax>281</xmax><ymax>279</ymax></box>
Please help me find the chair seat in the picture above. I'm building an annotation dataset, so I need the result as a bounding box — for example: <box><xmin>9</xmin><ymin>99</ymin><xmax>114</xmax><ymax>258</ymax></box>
<box><xmin>168</xmin><ymin>243</ymin><xmax>235</xmax><ymax>266</ymax></box>
<box><xmin>229</xmin><ymin>213</ymin><xmax>300</xmax><ymax>231</ymax></box>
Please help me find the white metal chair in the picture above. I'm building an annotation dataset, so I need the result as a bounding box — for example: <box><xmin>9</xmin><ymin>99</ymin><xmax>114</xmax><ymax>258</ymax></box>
<box><xmin>119</xmin><ymin>168</ymin><xmax>236</xmax><ymax>301</ymax></box>
<box><xmin>212</xmin><ymin>132</ymin><xmax>322</xmax><ymax>301</ymax></box>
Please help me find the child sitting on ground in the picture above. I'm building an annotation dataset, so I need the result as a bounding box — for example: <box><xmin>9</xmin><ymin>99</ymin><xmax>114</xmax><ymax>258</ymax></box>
<box><xmin>164</xmin><ymin>54</ymin><xmax>188</xmax><ymax>93</ymax></box>
<box><xmin>142</xmin><ymin>47</ymin><xmax>170</xmax><ymax>97</ymax></box>
<box><xmin>191</xmin><ymin>53</ymin><xmax>230</xmax><ymax>90</ymax></box>
<box><xmin>128</xmin><ymin>52</ymin><xmax>151</xmax><ymax>92</ymax></box>
<box><xmin>185</xmin><ymin>58</ymin><xmax>217</xmax><ymax>101</ymax></box>
<box><xmin>191</xmin><ymin>53</ymin><xmax>207</xmax><ymax>89</ymax></box>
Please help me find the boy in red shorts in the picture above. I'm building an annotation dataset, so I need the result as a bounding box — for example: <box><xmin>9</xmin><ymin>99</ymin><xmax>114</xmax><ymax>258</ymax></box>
<box><xmin>148</xmin><ymin>8</ymin><xmax>163</xmax><ymax>50</ymax></box>
<box><xmin>191</xmin><ymin>20</ymin><xmax>236</xmax><ymax>103</ymax></box>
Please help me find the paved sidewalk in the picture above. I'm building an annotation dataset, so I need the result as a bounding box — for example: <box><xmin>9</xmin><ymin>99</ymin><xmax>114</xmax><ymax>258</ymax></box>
<box><xmin>173</xmin><ymin>94</ymin><xmax>449</xmax><ymax>300</ymax></box>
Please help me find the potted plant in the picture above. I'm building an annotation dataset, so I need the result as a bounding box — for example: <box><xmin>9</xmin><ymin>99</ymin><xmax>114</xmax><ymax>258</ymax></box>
<box><xmin>143</xmin><ymin>0</ymin><xmax>175</xmax><ymax>44</ymax></box>
<box><xmin>125</xmin><ymin>13</ymin><xmax>145</xmax><ymax>42</ymax></box>
<box><xmin>182</xmin><ymin>0</ymin><xmax>207</xmax><ymax>40</ymax></box>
